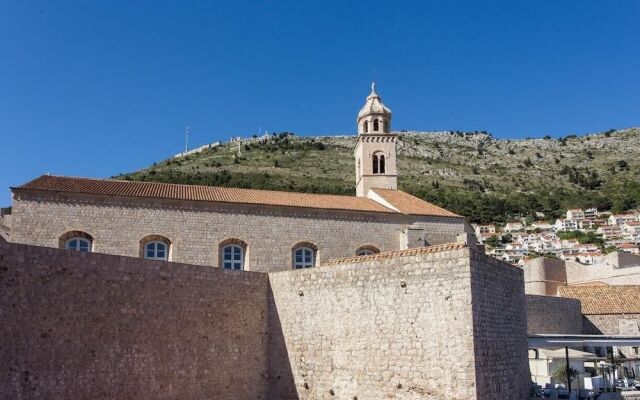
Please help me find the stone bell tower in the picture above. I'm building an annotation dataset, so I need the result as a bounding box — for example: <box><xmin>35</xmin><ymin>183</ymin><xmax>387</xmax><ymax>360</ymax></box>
<box><xmin>354</xmin><ymin>82</ymin><xmax>397</xmax><ymax>197</ymax></box>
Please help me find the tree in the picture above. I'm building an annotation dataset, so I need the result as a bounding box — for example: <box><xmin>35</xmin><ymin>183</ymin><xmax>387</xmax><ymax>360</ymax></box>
<box><xmin>485</xmin><ymin>235</ymin><xmax>500</xmax><ymax>248</ymax></box>
<box><xmin>552</xmin><ymin>362</ymin><xmax>579</xmax><ymax>386</ymax></box>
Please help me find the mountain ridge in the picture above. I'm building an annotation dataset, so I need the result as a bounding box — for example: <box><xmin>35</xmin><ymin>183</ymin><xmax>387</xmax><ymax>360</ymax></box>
<box><xmin>117</xmin><ymin>127</ymin><xmax>640</xmax><ymax>223</ymax></box>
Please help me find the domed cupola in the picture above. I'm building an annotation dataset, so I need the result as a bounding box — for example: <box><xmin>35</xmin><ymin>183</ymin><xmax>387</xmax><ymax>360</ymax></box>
<box><xmin>357</xmin><ymin>82</ymin><xmax>392</xmax><ymax>134</ymax></box>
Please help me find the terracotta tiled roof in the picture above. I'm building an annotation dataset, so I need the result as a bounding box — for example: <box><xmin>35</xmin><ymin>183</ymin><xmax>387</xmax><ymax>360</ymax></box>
<box><xmin>323</xmin><ymin>242</ymin><xmax>467</xmax><ymax>266</ymax></box>
<box><xmin>370</xmin><ymin>188</ymin><xmax>460</xmax><ymax>217</ymax></box>
<box><xmin>14</xmin><ymin>175</ymin><xmax>463</xmax><ymax>217</ymax></box>
<box><xmin>568</xmin><ymin>282</ymin><xmax>609</xmax><ymax>287</ymax></box>
<box><xmin>559</xmin><ymin>285</ymin><xmax>640</xmax><ymax>315</ymax></box>
<box><xmin>14</xmin><ymin>175</ymin><xmax>402</xmax><ymax>213</ymax></box>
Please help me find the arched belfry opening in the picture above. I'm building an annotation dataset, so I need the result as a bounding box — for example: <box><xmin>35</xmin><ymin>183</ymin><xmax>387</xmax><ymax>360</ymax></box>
<box><xmin>372</xmin><ymin>153</ymin><xmax>385</xmax><ymax>175</ymax></box>
<box><xmin>354</xmin><ymin>82</ymin><xmax>397</xmax><ymax>197</ymax></box>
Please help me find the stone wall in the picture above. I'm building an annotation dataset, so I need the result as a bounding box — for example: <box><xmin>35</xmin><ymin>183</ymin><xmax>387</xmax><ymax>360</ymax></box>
<box><xmin>268</xmin><ymin>246</ymin><xmax>529</xmax><ymax>400</ymax></box>
<box><xmin>0</xmin><ymin>240</ymin><xmax>271</xmax><ymax>400</ymax></box>
<box><xmin>10</xmin><ymin>192</ymin><xmax>465</xmax><ymax>273</ymax></box>
<box><xmin>525</xmin><ymin>294</ymin><xmax>582</xmax><ymax>334</ymax></box>
<box><xmin>524</xmin><ymin>255</ymin><xmax>640</xmax><ymax>296</ymax></box>
<box><xmin>582</xmin><ymin>314</ymin><xmax>640</xmax><ymax>336</ymax></box>
<box><xmin>0</xmin><ymin>238</ymin><xmax>528</xmax><ymax>400</ymax></box>
<box><xmin>469</xmin><ymin>251</ymin><xmax>531</xmax><ymax>400</ymax></box>
<box><xmin>565</xmin><ymin>255</ymin><xmax>640</xmax><ymax>286</ymax></box>
<box><xmin>583</xmin><ymin>314</ymin><xmax>640</xmax><ymax>358</ymax></box>
<box><xmin>523</xmin><ymin>257</ymin><xmax>567</xmax><ymax>296</ymax></box>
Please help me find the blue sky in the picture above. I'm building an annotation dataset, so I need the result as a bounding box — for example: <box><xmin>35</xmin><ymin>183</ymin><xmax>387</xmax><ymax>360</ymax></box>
<box><xmin>0</xmin><ymin>1</ymin><xmax>639</xmax><ymax>205</ymax></box>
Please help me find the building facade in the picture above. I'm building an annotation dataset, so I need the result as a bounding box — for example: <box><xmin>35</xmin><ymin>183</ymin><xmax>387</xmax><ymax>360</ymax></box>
<box><xmin>9</xmin><ymin>85</ymin><xmax>469</xmax><ymax>272</ymax></box>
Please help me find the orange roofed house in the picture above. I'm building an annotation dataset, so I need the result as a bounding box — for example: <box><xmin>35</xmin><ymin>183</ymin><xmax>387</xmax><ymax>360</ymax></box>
<box><xmin>8</xmin><ymin>85</ymin><xmax>470</xmax><ymax>272</ymax></box>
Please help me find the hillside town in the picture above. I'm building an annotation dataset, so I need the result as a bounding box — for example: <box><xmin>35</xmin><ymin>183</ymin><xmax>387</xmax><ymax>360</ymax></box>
<box><xmin>474</xmin><ymin>208</ymin><xmax>640</xmax><ymax>265</ymax></box>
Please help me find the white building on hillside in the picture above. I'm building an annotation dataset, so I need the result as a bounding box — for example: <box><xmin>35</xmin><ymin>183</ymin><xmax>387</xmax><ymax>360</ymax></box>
<box><xmin>504</xmin><ymin>222</ymin><xmax>524</xmax><ymax>233</ymax></box>
<box><xmin>554</xmin><ymin>218</ymin><xmax>578</xmax><ymax>232</ymax></box>
<box><xmin>566</xmin><ymin>209</ymin><xmax>585</xmax><ymax>220</ymax></box>
<box><xmin>609</xmin><ymin>213</ymin><xmax>638</xmax><ymax>226</ymax></box>
<box><xmin>584</xmin><ymin>207</ymin><xmax>599</xmax><ymax>219</ymax></box>
<box><xmin>622</xmin><ymin>221</ymin><xmax>640</xmax><ymax>242</ymax></box>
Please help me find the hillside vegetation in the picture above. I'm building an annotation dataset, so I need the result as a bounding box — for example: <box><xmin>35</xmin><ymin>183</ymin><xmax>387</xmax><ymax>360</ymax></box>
<box><xmin>117</xmin><ymin>128</ymin><xmax>640</xmax><ymax>224</ymax></box>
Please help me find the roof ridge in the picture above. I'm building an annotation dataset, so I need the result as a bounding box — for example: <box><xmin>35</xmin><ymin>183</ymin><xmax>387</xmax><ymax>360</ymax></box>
<box><xmin>13</xmin><ymin>175</ymin><xmax>402</xmax><ymax>214</ymax></box>
<box><xmin>18</xmin><ymin>175</ymin><xmax>361</xmax><ymax>199</ymax></box>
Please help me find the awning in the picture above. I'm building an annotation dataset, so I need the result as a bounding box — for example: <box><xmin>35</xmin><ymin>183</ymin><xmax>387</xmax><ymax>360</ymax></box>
<box><xmin>529</xmin><ymin>334</ymin><xmax>640</xmax><ymax>348</ymax></box>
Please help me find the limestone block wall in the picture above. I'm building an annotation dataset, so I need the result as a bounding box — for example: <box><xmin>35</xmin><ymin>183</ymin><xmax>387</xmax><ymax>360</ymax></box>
<box><xmin>565</xmin><ymin>258</ymin><xmax>640</xmax><ymax>286</ymax></box>
<box><xmin>469</xmin><ymin>251</ymin><xmax>530</xmax><ymax>400</ymax></box>
<box><xmin>582</xmin><ymin>314</ymin><xmax>640</xmax><ymax>336</ymax></box>
<box><xmin>268</xmin><ymin>247</ymin><xmax>530</xmax><ymax>400</ymax></box>
<box><xmin>525</xmin><ymin>294</ymin><xmax>582</xmax><ymax>334</ymax></box>
<box><xmin>10</xmin><ymin>192</ymin><xmax>465</xmax><ymax>273</ymax></box>
<box><xmin>0</xmin><ymin>241</ymin><xmax>270</xmax><ymax>400</ymax></box>
<box><xmin>523</xmin><ymin>258</ymin><xmax>567</xmax><ymax>296</ymax></box>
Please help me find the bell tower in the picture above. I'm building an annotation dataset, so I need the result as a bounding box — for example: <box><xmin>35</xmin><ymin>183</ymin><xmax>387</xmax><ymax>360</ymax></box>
<box><xmin>354</xmin><ymin>82</ymin><xmax>397</xmax><ymax>197</ymax></box>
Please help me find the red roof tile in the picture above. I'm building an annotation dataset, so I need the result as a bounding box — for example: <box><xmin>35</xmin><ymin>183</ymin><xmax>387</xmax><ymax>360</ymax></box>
<box><xmin>14</xmin><ymin>175</ymin><xmax>460</xmax><ymax>218</ymax></box>
<box><xmin>559</xmin><ymin>285</ymin><xmax>640</xmax><ymax>315</ymax></box>
<box><xmin>371</xmin><ymin>188</ymin><xmax>460</xmax><ymax>217</ymax></box>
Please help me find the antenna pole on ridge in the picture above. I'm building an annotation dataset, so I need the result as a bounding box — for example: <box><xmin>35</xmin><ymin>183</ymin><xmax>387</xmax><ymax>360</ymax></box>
<box><xmin>185</xmin><ymin>126</ymin><xmax>190</xmax><ymax>154</ymax></box>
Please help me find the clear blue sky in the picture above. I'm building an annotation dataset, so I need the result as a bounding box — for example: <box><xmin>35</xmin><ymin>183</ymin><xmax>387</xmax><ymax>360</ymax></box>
<box><xmin>1</xmin><ymin>1</ymin><xmax>639</xmax><ymax>205</ymax></box>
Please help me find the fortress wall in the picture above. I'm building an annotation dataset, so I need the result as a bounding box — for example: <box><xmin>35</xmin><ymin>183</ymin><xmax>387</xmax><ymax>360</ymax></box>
<box><xmin>11</xmin><ymin>193</ymin><xmax>465</xmax><ymax>273</ymax></box>
<box><xmin>267</xmin><ymin>247</ymin><xmax>530</xmax><ymax>400</ymax></box>
<box><xmin>0</xmin><ymin>241</ymin><xmax>270</xmax><ymax>400</ymax></box>
<box><xmin>525</xmin><ymin>294</ymin><xmax>582</xmax><ymax>334</ymax></box>
<box><xmin>565</xmin><ymin>260</ymin><xmax>640</xmax><ymax>286</ymax></box>
<box><xmin>523</xmin><ymin>257</ymin><xmax>567</xmax><ymax>296</ymax></box>
<box><xmin>469</xmin><ymin>251</ymin><xmax>530</xmax><ymax>400</ymax></box>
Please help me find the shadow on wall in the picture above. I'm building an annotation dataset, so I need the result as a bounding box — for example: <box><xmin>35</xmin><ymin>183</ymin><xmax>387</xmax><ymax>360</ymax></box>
<box><xmin>582</xmin><ymin>317</ymin><xmax>603</xmax><ymax>335</ymax></box>
<box><xmin>268</xmin><ymin>294</ymin><xmax>299</xmax><ymax>400</ymax></box>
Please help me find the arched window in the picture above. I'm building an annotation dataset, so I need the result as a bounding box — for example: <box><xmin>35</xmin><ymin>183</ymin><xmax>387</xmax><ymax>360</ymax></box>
<box><xmin>372</xmin><ymin>152</ymin><xmax>385</xmax><ymax>174</ymax></box>
<box><xmin>363</xmin><ymin>120</ymin><xmax>368</xmax><ymax>133</ymax></box>
<box><xmin>292</xmin><ymin>242</ymin><xmax>317</xmax><ymax>269</ymax></box>
<box><xmin>356</xmin><ymin>245</ymin><xmax>380</xmax><ymax>256</ymax></box>
<box><xmin>59</xmin><ymin>231</ymin><xmax>93</xmax><ymax>252</ymax></box>
<box><xmin>373</xmin><ymin>119</ymin><xmax>379</xmax><ymax>132</ymax></box>
<box><xmin>140</xmin><ymin>235</ymin><xmax>171</xmax><ymax>261</ymax></box>
<box><xmin>219</xmin><ymin>239</ymin><xmax>247</xmax><ymax>270</ymax></box>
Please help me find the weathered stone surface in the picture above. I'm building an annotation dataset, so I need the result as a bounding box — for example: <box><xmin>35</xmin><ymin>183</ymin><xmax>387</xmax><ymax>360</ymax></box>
<box><xmin>469</xmin><ymin>251</ymin><xmax>530</xmax><ymax>400</ymax></box>
<box><xmin>10</xmin><ymin>192</ymin><xmax>466</xmax><ymax>273</ymax></box>
<box><xmin>269</xmin><ymin>248</ymin><xmax>529</xmax><ymax>400</ymax></box>
<box><xmin>0</xmin><ymin>241</ymin><xmax>529</xmax><ymax>400</ymax></box>
<box><xmin>526</xmin><ymin>294</ymin><xmax>582</xmax><ymax>334</ymax></box>
<box><xmin>0</xmin><ymin>241</ymin><xmax>271</xmax><ymax>400</ymax></box>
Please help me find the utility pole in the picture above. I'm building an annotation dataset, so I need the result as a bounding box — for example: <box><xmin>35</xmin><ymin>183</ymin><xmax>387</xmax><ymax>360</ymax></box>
<box><xmin>185</xmin><ymin>126</ymin><xmax>190</xmax><ymax>154</ymax></box>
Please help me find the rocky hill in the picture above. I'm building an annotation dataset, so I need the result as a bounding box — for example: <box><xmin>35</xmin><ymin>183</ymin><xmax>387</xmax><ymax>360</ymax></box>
<box><xmin>117</xmin><ymin>128</ymin><xmax>640</xmax><ymax>224</ymax></box>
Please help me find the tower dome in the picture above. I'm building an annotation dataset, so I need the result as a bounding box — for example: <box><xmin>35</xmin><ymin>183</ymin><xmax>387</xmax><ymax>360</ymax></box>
<box><xmin>357</xmin><ymin>82</ymin><xmax>392</xmax><ymax>134</ymax></box>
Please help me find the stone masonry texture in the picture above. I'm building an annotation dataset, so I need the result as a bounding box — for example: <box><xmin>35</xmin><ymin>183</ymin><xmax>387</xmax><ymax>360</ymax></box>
<box><xmin>469</xmin><ymin>251</ymin><xmax>530</xmax><ymax>400</ymax></box>
<box><xmin>268</xmin><ymin>247</ymin><xmax>529</xmax><ymax>400</ymax></box>
<box><xmin>0</xmin><ymin>241</ymin><xmax>271</xmax><ymax>400</ymax></box>
<box><xmin>525</xmin><ymin>295</ymin><xmax>582</xmax><ymax>334</ymax></box>
<box><xmin>0</xmin><ymin>241</ymin><xmax>529</xmax><ymax>399</ymax></box>
<box><xmin>10</xmin><ymin>192</ymin><xmax>466</xmax><ymax>273</ymax></box>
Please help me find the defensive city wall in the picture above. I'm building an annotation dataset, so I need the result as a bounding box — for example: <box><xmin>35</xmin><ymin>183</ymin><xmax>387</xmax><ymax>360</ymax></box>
<box><xmin>0</xmin><ymin>239</ymin><xmax>529</xmax><ymax>400</ymax></box>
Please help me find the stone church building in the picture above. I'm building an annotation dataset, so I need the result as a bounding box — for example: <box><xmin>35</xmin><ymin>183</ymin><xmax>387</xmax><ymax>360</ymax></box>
<box><xmin>10</xmin><ymin>83</ymin><xmax>470</xmax><ymax>271</ymax></box>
